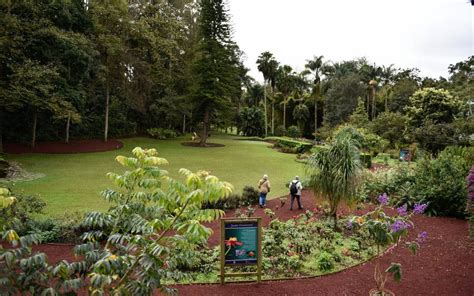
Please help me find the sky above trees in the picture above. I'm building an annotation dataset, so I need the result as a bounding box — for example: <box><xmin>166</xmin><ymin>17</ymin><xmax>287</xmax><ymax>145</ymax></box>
<box><xmin>228</xmin><ymin>0</ymin><xmax>473</xmax><ymax>82</ymax></box>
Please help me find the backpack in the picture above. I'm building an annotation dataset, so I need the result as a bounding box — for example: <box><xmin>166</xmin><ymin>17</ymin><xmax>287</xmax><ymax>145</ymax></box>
<box><xmin>290</xmin><ymin>181</ymin><xmax>298</xmax><ymax>195</ymax></box>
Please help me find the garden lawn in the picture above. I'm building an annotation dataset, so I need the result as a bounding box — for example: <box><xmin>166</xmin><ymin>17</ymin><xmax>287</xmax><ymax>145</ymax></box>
<box><xmin>6</xmin><ymin>135</ymin><xmax>303</xmax><ymax>216</ymax></box>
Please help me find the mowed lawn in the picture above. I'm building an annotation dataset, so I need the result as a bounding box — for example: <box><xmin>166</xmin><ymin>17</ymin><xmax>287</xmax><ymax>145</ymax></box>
<box><xmin>7</xmin><ymin>135</ymin><xmax>303</xmax><ymax>216</ymax></box>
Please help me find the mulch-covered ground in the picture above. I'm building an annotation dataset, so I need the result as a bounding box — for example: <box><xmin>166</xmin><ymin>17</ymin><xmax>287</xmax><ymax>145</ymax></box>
<box><xmin>33</xmin><ymin>191</ymin><xmax>474</xmax><ymax>295</ymax></box>
<box><xmin>4</xmin><ymin>139</ymin><xmax>123</xmax><ymax>154</ymax></box>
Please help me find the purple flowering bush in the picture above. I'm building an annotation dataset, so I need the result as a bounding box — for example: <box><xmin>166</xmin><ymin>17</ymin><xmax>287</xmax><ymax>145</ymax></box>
<box><xmin>348</xmin><ymin>193</ymin><xmax>428</xmax><ymax>294</ymax></box>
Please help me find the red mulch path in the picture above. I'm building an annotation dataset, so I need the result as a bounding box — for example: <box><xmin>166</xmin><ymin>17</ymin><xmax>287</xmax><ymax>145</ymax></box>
<box><xmin>35</xmin><ymin>191</ymin><xmax>474</xmax><ymax>295</ymax></box>
<box><xmin>4</xmin><ymin>139</ymin><xmax>123</xmax><ymax>154</ymax></box>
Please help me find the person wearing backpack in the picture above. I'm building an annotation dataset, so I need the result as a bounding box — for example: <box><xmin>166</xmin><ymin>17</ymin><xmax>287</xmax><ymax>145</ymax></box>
<box><xmin>289</xmin><ymin>176</ymin><xmax>303</xmax><ymax>210</ymax></box>
<box><xmin>257</xmin><ymin>174</ymin><xmax>270</xmax><ymax>208</ymax></box>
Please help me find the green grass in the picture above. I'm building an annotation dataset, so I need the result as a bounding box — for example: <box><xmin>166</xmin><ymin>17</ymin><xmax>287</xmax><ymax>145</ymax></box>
<box><xmin>6</xmin><ymin>134</ymin><xmax>303</xmax><ymax>216</ymax></box>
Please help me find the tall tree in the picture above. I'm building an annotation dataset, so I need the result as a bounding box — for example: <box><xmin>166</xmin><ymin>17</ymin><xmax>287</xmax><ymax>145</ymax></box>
<box><xmin>192</xmin><ymin>0</ymin><xmax>240</xmax><ymax>145</ymax></box>
<box><xmin>305</xmin><ymin>55</ymin><xmax>324</xmax><ymax>136</ymax></box>
<box><xmin>89</xmin><ymin>0</ymin><xmax>130</xmax><ymax>142</ymax></box>
<box><xmin>276</xmin><ymin>65</ymin><xmax>296</xmax><ymax>129</ymax></box>
<box><xmin>256</xmin><ymin>51</ymin><xmax>278</xmax><ymax>136</ymax></box>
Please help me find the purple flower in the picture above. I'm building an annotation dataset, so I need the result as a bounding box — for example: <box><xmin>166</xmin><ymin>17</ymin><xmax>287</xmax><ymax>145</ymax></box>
<box><xmin>396</xmin><ymin>204</ymin><xmax>408</xmax><ymax>216</ymax></box>
<box><xmin>413</xmin><ymin>203</ymin><xmax>428</xmax><ymax>215</ymax></box>
<box><xmin>378</xmin><ymin>193</ymin><xmax>389</xmax><ymax>205</ymax></box>
<box><xmin>390</xmin><ymin>220</ymin><xmax>409</xmax><ymax>232</ymax></box>
<box><xmin>416</xmin><ymin>231</ymin><xmax>428</xmax><ymax>243</ymax></box>
<box><xmin>346</xmin><ymin>220</ymin><xmax>353</xmax><ymax>229</ymax></box>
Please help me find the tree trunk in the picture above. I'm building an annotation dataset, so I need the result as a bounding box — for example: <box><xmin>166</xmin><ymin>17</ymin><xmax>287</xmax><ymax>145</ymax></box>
<box><xmin>200</xmin><ymin>109</ymin><xmax>209</xmax><ymax>146</ymax></box>
<box><xmin>366</xmin><ymin>93</ymin><xmax>370</xmax><ymax>118</ymax></box>
<box><xmin>182</xmin><ymin>114</ymin><xmax>186</xmax><ymax>135</ymax></box>
<box><xmin>31</xmin><ymin>112</ymin><xmax>37</xmax><ymax>148</ymax></box>
<box><xmin>283</xmin><ymin>99</ymin><xmax>287</xmax><ymax>129</ymax></box>
<box><xmin>263</xmin><ymin>81</ymin><xmax>267</xmax><ymax>137</ymax></box>
<box><xmin>104</xmin><ymin>78</ymin><xmax>110</xmax><ymax>142</ymax></box>
<box><xmin>65</xmin><ymin>112</ymin><xmax>71</xmax><ymax>143</ymax></box>
<box><xmin>333</xmin><ymin>209</ymin><xmax>338</xmax><ymax>230</ymax></box>
<box><xmin>372</xmin><ymin>87</ymin><xmax>376</xmax><ymax>119</ymax></box>
<box><xmin>314</xmin><ymin>98</ymin><xmax>318</xmax><ymax>137</ymax></box>
<box><xmin>271</xmin><ymin>103</ymin><xmax>275</xmax><ymax>135</ymax></box>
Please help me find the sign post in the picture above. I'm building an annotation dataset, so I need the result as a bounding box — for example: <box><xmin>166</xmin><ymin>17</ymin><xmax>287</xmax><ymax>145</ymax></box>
<box><xmin>220</xmin><ymin>217</ymin><xmax>262</xmax><ymax>284</ymax></box>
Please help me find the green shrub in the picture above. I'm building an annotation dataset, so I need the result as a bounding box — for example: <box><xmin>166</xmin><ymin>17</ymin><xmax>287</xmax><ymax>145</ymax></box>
<box><xmin>273</xmin><ymin>137</ymin><xmax>313</xmax><ymax>154</ymax></box>
<box><xmin>360</xmin><ymin>153</ymin><xmax>372</xmax><ymax>168</ymax></box>
<box><xmin>147</xmin><ymin>127</ymin><xmax>178</xmax><ymax>139</ymax></box>
<box><xmin>274</xmin><ymin>125</ymin><xmax>287</xmax><ymax>136</ymax></box>
<box><xmin>241</xmin><ymin>186</ymin><xmax>259</xmax><ymax>205</ymax></box>
<box><xmin>0</xmin><ymin>193</ymin><xmax>45</xmax><ymax>234</ymax></box>
<box><xmin>287</xmin><ymin>125</ymin><xmax>301</xmax><ymax>138</ymax></box>
<box><xmin>317</xmin><ymin>251</ymin><xmax>334</xmax><ymax>272</ymax></box>
<box><xmin>411</xmin><ymin>148</ymin><xmax>471</xmax><ymax>217</ymax></box>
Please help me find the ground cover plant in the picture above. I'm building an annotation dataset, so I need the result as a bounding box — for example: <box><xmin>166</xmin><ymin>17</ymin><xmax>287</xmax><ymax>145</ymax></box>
<box><xmin>6</xmin><ymin>135</ymin><xmax>303</xmax><ymax>216</ymax></box>
<box><xmin>164</xmin><ymin>208</ymin><xmax>380</xmax><ymax>284</ymax></box>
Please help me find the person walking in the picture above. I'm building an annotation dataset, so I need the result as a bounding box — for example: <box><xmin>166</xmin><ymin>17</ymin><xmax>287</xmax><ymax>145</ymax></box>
<box><xmin>289</xmin><ymin>176</ymin><xmax>303</xmax><ymax>210</ymax></box>
<box><xmin>258</xmin><ymin>174</ymin><xmax>270</xmax><ymax>208</ymax></box>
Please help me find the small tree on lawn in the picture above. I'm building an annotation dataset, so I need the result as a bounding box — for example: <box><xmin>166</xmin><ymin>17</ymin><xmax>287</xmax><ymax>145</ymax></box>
<box><xmin>307</xmin><ymin>126</ymin><xmax>363</xmax><ymax>229</ymax></box>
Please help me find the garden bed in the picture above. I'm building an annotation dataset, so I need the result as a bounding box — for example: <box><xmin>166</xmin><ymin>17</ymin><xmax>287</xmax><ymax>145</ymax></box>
<box><xmin>30</xmin><ymin>191</ymin><xmax>474</xmax><ymax>295</ymax></box>
<box><xmin>4</xmin><ymin>139</ymin><xmax>123</xmax><ymax>154</ymax></box>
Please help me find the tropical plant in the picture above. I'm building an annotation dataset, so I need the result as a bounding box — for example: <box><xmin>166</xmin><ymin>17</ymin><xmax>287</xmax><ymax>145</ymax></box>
<box><xmin>305</xmin><ymin>55</ymin><xmax>325</xmax><ymax>136</ymax></box>
<box><xmin>236</xmin><ymin>107</ymin><xmax>265</xmax><ymax>137</ymax></box>
<box><xmin>0</xmin><ymin>147</ymin><xmax>233</xmax><ymax>295</ymax></box>
<box><xmin>307</xmin><ymin>126</ymin><xmax>363</xmax><ymax>229</ymax></box>
<box><xmin>293</xmin><ymin>103</ymin><xmax>310</xmax><ymax>136</ymax></box>
<box><xmin>257</xmin><ymin>51</ymin><xmax>279</xmax><ymax>136</ymax></box>
<box><xmin>348</xmin><ymin>194</ymin><xmax>428</xmax><ymax>295</ymax></box>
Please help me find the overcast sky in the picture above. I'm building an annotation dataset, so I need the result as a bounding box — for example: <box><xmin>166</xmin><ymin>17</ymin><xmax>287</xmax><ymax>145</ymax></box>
<box><xmin>227</xmin><ymin>0</ymin><xmax>473</xmax><ymax>82</ymax></box>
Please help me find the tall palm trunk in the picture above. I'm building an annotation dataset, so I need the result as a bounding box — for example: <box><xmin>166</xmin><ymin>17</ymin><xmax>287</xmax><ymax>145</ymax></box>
<box><xmin>31</xmin><ymin>112</ymin><xmax>37</xmax><ymax>148</ymax></box>
<box><xmin>372</xmin><ymin>87</ymin><xmax>376</xmax><ymax>119</ymax></box>
<box><xmin>104</xmin><ymin>76</ymin><xmax>110</xmax><ymax>142</ymax></box>
<box><xmin>283</xmin><ymin>97</ymin><xmax>287</xmax><ymax>129</ymax></box>
<box><xmin>271</xmin><ymin>103</ymin><xmax>275</xmax><ymax>135</ymax></box>
<box><xmin>263</xmin><ymin>81</ymin><xmax>267</xmax><ymax>137</ymax></box>
<box><xmin>314</xmin><ymin>99</ymin><xmax>318</xmax><ymax>135</ymax></box>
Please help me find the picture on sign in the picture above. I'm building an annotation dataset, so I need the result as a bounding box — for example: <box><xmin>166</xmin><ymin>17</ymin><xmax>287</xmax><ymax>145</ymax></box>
<box><xmin>223</xmin><ymin>221</ymin><xmax>258</xmax><ymax>265</ymax></box>
<box><xmin>399</xmin><ymin>149</ymin><xmax>411</xmax><ymax>161</ymax></box>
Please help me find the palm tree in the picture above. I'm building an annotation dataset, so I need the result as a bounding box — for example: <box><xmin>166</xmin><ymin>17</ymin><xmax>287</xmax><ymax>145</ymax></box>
<box><xmin>293</xmin><ymin>103</ymin><xmax>310</xmax><ymax>136</ymax></box>
<box><xmin>305</xmin><ymin>55</ymin><xmax>324</xmax><ymax>136</ymax></box>
<box><xmin>276</xmin><ymin>65</ymin><xmax>296</xmax><ymax>129</ymax></box>
<box><xmin>256</xmin><ymin>51</ymin><xmax>278</xmax><ymax>136</ymax></box>
<box><xmin>306</xmin><ymin>126</ymin><xmax>362</xmax><ymax>230</ymax></box>
<box><xmin>268</xmin><ymin>59</ymin><xmax>279</xmax><ymax>134</ymax></box>
<box><xmin>380</xmin><ymin>65</ymin><xmax>396</xmax><ymax>112</ymax></box>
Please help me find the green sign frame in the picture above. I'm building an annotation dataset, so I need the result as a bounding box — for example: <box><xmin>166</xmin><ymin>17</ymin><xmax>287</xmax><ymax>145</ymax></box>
<box><xmin>220</xmin><ymin>217</ymin><xmax>262</xmax><ymax>284</ymax></box>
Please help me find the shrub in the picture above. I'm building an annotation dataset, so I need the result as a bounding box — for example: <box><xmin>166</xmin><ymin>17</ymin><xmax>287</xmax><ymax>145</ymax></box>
<box><xmin>360</xmin><ymin>153</ymin><xmax>372</xmax><ymax>169</ymax></box>
<box><xmin>0</xmin><ymin>193</ymin><xmax>45</xmax><ymax>234</ymax></box>
<box><xmin>274</xmin><ymin>125</ymin><xmax>287</xmax><ymax>136</ymax></box>
<box><xmin>273</xmin><ymin>137</ymin><xmax>313</xmax><ymax>154</ymax></box>
<box><xmin>241</xmin><ymin>186</ymin><xmax>259</xmax><ymax>205</ymax></box>
<box><xmin>28</xmin><ymin>212</ymin><xmax>91</xmax><ymax>244</ymax></box>
<box><xmin>317</xmin><ymin>251</ymin><xmax>334</xmax><ymax>272</ymax></box>
<box><xmin>236</xmin><ymin>107</ymin><xmax>265</xmax><ymax>137</ymax></box>
<box><xmin>287</xmin><ymin>125</ymin><xmax>301</xmax><ymax>138</ymax></box>
<box><xmin>467</xmin><ymin>167</ymin><xmax>474</xmax><ymax>240</ymax></box>
<box><xmin>147</xmin><ymin>127</ymin><xmax>178</xmax><ymax>139</ymax></box>
<box><xmin>411</xmin><ymin>148</ymin><xmax>471</xmax><ymax>217</ymax></box>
